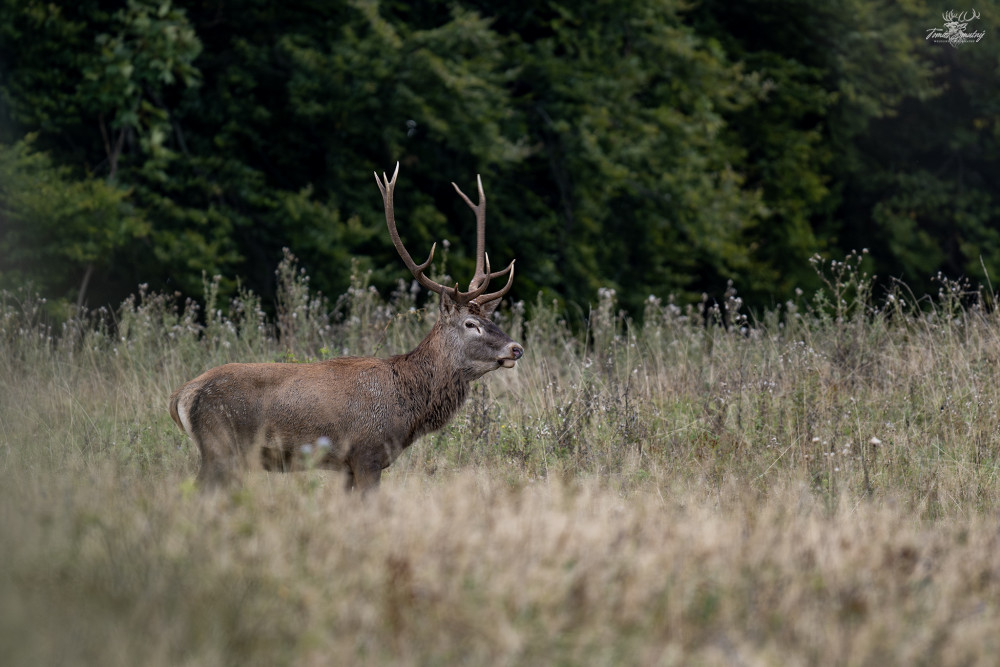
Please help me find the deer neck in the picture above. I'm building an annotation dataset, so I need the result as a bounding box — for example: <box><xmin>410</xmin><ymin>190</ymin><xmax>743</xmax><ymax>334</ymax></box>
<box><xmin>392</xmin><ymin>328</ymin><xmax>470</xmax><ymax>437</ymax></box>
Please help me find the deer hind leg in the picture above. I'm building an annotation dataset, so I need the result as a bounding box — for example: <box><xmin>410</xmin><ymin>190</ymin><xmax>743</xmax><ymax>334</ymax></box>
<box><xmin>196</xmin><ymin>454</ymin><xmax>236</xmax><ymax>488</ymax></box>
<box><xmin>194</xmin><ymin>432</ymin><xmax>253</xmax><ymax>489</ymax></box>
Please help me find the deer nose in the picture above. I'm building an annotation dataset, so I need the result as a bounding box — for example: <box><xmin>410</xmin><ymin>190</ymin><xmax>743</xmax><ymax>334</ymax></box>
<box><xmin>510</xmin><ymin>343</ymin><xmax>524</xmax><ymax>360</ymax></box>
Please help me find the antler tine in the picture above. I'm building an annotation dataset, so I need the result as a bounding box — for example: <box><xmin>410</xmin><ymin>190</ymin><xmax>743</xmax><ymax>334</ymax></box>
<box><xmin>481</xmin><ymin>251</ymin><xmax>515</xmax><ymax>283</ymax></box>
<box><xmin>375</xmin><ymin>163</ymin><xmax>449</xmax><ymax>296</ymax></box>
<box><xmin>472</xmin><ymin>259</ymin><xmax>516</xmax><ymax>307</ymax></box>
<box><xmin>449</xmin><ymin>174</ymin><xmax>516</xmax><ymax>308</ymax></box>
<box><xmin>452</xmin><ymin>250</ymin><xmax>515</xmax><ymax>304</ymax></box>
<box><xmin>451</xmin><ymin>251</ymin><xmax>492</xmax><ymax>305</ymax></box>
<box><xmin>451</xmin><ymin>175</ymin><xmax>488</xmax><ymax>290</ymax></box>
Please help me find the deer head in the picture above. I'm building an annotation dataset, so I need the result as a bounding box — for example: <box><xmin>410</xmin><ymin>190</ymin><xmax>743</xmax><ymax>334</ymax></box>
<box><xmin>374</xmin><ymin>163</ymin><xmax>522</xmax><ymax>379</ymax></box>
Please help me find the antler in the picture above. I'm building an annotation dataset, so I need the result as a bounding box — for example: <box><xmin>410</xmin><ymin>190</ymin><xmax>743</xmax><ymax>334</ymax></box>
<box><xmin>375</xmin><ymin>163</ymin><xmax>516</xmax><ymax>308</ymax></box>
<box><xmin>451</xmin><ymin>176</ymin><xmax>515</xmax><ymax>308</ymax></box>
<box><xmin>375</xmin><ymin>162</ymin><xmax>450</xmax><ymax>297</ymax></box>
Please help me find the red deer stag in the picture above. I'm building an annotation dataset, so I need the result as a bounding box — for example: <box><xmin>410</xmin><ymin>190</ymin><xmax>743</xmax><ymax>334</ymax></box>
<box><xmin>169</xmin><ymin>163</ymin><xmax>522</xmax><ymax>491</ymax></box>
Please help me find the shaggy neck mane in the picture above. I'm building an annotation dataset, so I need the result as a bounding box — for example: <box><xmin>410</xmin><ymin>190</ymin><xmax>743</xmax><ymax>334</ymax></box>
<box><xmin>390</xmin><ymin>322</ymin><xmax>471</xmax><ymax>441</ymax></box>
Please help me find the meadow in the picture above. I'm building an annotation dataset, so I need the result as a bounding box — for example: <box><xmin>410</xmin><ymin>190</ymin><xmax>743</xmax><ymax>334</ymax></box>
<box><xmin>2</xmin><ymin>252</ymin><xmax>1000</xmax><ymax>666</ymax></box>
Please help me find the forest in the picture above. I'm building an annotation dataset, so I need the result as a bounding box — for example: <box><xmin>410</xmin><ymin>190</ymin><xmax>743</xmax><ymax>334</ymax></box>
<box><xmin>1</xmin><ymin>0</ymin><xmax>998</xmax><ymax>316</ymax></box>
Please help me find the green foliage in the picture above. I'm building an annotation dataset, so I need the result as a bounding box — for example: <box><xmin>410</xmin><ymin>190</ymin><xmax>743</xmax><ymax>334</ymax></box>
<box><xmin>497</xmin><ymin>0</ymin><xmax>771</xmax><ymax>310</ymax></box>
<box><xmin>80</xmin><ymin>0</ymin><xmax>202</xmax><ymax>177</ymax></box>
<box><xmin>0</xmin><ymin>1</ymin><xmax>96</xmax><ymax>139</ymax></box>
<box><xmin>1</xmin><ymin>0</ymin><xmax>998</xmax><ymax>316</ymax></box>
<box><xmin>855</xmin><ymin>4</ymin><xmax>1000</xmax><ymax>290</ymax></box>
<box><xmin>0</xmin><ymin>136</ymin><xmax>149</xmax><ymax>300</ymax></box>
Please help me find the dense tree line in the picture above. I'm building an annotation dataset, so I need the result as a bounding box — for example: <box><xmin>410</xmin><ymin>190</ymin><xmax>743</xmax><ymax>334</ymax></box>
<box><xmin>1</xmin><ymin>0</ymin><xmax>997</xmax><ymax>316</ymax></box>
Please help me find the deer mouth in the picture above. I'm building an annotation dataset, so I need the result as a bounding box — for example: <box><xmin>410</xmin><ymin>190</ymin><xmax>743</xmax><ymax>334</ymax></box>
<box><xmin>498</xmin><ymin>345</ymin><xmax>523</xmax><ymax>369</ymax></box>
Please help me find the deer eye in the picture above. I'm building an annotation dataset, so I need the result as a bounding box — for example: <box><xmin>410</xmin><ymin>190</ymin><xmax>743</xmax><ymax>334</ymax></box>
<box><xmin>465</xmin><ymin>320</ymin><xmax>479</xmax><ymax>330</ymax></box>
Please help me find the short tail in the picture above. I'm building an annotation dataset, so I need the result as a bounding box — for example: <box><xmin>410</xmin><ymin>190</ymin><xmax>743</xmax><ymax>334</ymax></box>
<box><xmin>169</xmin><ymin>387</ymin><xmax>185</xmax><ymax>433</ymax></box>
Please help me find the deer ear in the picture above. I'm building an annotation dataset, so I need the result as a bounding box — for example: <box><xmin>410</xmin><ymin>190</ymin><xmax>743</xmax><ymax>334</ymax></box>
<box><xmin>439</xmin><ymin>291</ymin><xmax>460</xmax><ymax>314</ymax></box>
<box><xmin>477</xmin><ymin>298</ymin><xmax>501</xmax><ymax>317</ymax></box>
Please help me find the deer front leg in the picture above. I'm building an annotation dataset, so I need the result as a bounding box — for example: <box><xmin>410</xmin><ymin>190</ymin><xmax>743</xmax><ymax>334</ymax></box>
<box><xmin>352</xmin><ymin>466</ymin><xmax>382</xmax><ymax>493</ymax></box>
<box><xmin>344</xmin><ymin>463</ymin><xmax>382</xmax><ymax>493</ymax></box>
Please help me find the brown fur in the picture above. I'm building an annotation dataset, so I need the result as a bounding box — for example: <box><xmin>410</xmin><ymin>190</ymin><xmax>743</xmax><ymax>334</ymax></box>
<box><xmin>170</xmin><ymin>299</ymin><xmax>522</xmax><ymax>491</ymax></box>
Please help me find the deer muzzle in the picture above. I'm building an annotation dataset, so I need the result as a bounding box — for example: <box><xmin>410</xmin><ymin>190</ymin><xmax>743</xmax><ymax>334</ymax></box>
<box><xmin>499</xmin><ymin>342</ymin><xmax>524</xmax><ymax>369</ymax></box>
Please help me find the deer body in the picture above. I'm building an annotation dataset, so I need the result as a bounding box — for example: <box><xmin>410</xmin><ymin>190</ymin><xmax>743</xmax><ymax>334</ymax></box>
<box><xmin>170</xmin><ymin>165</ymin><xmax>522</xmax><ymax>490</ymax></box>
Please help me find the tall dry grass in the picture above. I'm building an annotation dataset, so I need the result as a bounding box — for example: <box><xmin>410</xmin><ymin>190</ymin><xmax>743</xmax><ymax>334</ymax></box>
<box><xmin>2</xmin><ymin>251</ymin><xmax>1000</xmax><ymax>665</ymax></box>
